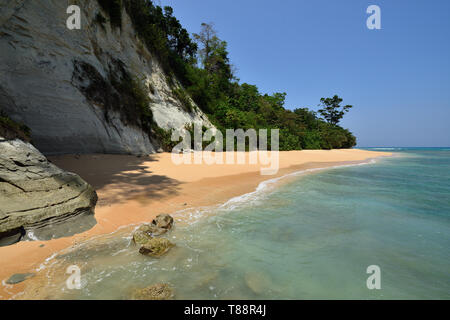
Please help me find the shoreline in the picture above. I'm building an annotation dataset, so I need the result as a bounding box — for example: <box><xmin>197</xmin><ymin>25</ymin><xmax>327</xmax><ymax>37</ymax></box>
<box><xmin>0</xmin><ymin>149</ymin><xmax>391</xmax><ymax>299</ymax></box>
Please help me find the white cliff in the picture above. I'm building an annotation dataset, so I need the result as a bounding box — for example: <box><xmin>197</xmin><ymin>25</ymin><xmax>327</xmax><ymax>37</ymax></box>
<box><xmin>0</xmin><ymin>0</ymin><xmax>212</xmax><ymax>155</ymax></box>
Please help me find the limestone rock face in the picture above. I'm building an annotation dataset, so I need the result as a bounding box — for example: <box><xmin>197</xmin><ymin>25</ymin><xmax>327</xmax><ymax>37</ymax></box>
<box><xmin>0</xmin><ymin>138</ymin><xmax>98</xmax><ymax>245</ymax></box>
<box><xmin>0</xmin><ymin>0</ymin><xmax>213</xmax><ymax>155</ymax></box>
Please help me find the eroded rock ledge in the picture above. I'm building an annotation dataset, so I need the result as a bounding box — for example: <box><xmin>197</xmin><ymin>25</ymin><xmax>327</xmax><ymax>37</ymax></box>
<box><xmin>0</xmin><ymin>137</ymin><xmax>98</xmax><ymax>246</ymax></box>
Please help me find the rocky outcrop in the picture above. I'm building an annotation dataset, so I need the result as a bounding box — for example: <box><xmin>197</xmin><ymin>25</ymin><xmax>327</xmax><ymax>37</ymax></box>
<box><xmin>151</xmin><ymin>213</ymin><xmax>174</xmax><ymax>230</ymax></box>
<box><xmin>0</xmin><ymin>0</ymin><xmax>213</xmax><ymax>155</ymax></box>
<box><xmin>0</xmin><ymin>137</ymin><xmax>98</xmax><ymax>246</ymax></box>
<box><xmin>132</xmin><ymin>214</ymin><xmax>175</xmax><ymax>245</ymax></box>
<box><xmin>131</xmin><ymin>283</ymin><xmax>174</xmax><ymax>300</ymax></box>
<box><xmin>133</xmin><ymin>214</ymin><xmax>175</xmax><ymax>255</ymax></box>
<box><xmin>132</xmin><ymin>224</ymin><xmax>154</xmax><ymax>245</ymax></box>
<box><xmin>138</xmin><ymin>238</ymin><xmax>175</xmax><ymax>257</ymax></box>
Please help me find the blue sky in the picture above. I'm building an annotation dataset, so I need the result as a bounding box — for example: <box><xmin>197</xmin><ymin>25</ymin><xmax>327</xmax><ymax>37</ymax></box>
<box><xmin>161</xmin><ymin>0</ymin><xmax>450</xmax><ymax>147</ymax></box>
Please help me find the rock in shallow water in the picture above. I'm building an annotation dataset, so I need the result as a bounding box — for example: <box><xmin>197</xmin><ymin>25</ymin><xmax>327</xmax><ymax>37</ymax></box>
<box><xmin>139</xmin><ymin>238</ymin><xmax>175</xmax><ymax>257</ymax></box>
<box><xmin>141</xmin><ymin>223</ymin><xmax>167</xmax><ymax>237</ymax></box>
<box><xmin>132</xmin><ymin>214</ymin><xmax>174</xmax><ymax>244</ymax></box>
<box><xmin>151</xmin><ymin>214</ymin><xmax>174</xmax><ymax>230</ymax></box>
<box><xmin>133</xmin><ymin>226</ymin><xmax>153</xmax><ymax>245</ymax></box>
<box><xmin>5</xmin><ymin>273</ymin><xmax>35</xmax><ymax>285</ymax></box>
<box><xmin>131</xmin><ymin>283</ymin><xmax>174</xmax><ymax>300</ymax></box>
<box><xmin>0</xmin><ymin>138</ymin><xmax>98</xmax><ymax>246</ymax></box>
<box><xmin>244</xmin><ymin>271</ymin><xmax>274</xmax><ymax>295</ymax></box>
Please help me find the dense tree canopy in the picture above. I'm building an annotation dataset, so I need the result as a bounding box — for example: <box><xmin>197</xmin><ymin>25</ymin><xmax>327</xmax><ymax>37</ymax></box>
<box><xmin>97</xmin><ymin>0</ymin><xmax>357</xmax><ymax>150</ymax></box>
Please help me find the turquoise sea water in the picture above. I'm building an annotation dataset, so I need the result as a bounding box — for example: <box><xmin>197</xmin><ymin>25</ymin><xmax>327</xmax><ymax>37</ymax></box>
<box><xmin>18</xmin><ymin>148</ymin><xmax>450</xmax><ymax>299</ymax></box>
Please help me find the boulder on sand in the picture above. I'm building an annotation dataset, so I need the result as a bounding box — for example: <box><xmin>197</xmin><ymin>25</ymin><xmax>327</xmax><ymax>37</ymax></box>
<box><xmin>139</xmin><ymin>238</ymin><xmax>175</xmax><ymax>257</ymax></box>
<box><xmin>131</xmin><ymin>283</ymin><xmax>174</xmax><ymax>300</ymax></box>
<box><xmin>0</xmin><ymin>138</ymin><xmax>98</xmax><ymax>246</ymax></box>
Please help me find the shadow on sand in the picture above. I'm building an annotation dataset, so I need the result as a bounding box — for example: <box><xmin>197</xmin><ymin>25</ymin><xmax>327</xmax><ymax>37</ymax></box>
<box><xmin>49</xmin><ymin>154</ymin><xmax>182</xmax><ymax>206</ymax></box>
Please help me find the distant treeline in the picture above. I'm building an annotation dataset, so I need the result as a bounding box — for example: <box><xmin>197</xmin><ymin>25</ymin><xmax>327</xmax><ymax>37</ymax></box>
<box><xmin>97</xmin><ymin>0</ymin><xmax>356</xmax><ymax>150</ymax></box>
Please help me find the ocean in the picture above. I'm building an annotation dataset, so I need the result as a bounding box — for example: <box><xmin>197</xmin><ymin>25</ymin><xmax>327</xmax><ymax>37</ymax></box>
<box><xmin>18</xmin><ymin>148</ymin><xmax>450</xmax><ymax>299</ymax></box>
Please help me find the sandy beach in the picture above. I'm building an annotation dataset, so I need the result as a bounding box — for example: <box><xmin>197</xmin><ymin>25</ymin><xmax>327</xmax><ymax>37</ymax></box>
<box><xmin>0</xmin><ymin>149</ymin><xmax>391</xmax><ymax>299</ymax></box>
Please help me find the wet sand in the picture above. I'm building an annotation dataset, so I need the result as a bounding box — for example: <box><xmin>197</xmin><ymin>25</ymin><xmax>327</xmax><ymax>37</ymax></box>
<box><xmin>0</xmin><ymin>149</ymin><xmax>391</xmax><ymax>299</ymax></box>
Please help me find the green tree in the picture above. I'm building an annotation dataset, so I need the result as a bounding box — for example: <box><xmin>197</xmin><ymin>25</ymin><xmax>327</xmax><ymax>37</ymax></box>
<box><xmin>96</xmin><ymin>1</ymin><xmax>358</xmax><ymax>151</ymax></box>
<box><xmin>193</xmin><ymin>23</ymin><xmax>233</xmax><ymax>82</ymax></box>
<box><xmin>193</xmin><ymin>23</ymin><xmax>217</xmax><ymax>70</ymax></box>
<box><xmin>318</xmin><ymin>95</ymin><xmax>352</xmax><ymax>125</ymax></box>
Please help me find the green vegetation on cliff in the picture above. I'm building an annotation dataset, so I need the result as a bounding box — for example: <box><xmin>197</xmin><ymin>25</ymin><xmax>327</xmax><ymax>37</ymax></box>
<box><xmin>73</xmin><ymin>58</ymin><xmax>177</xmax><ymax>151</ymax></box>
<box><xmin>0</xmin><ymin>111</ymin><xmax>31</xmax><ymax>141</ymax></box>
<box><xmin>97</xmin><ymin>0</ymin><xmax>356</xmax><ymax>150</ymax></box>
